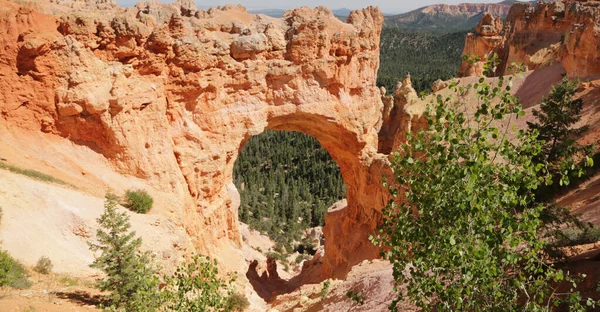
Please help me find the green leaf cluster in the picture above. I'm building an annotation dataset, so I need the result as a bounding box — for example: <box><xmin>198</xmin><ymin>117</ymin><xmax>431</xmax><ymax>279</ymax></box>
<box><xmin>321</xmin><ymin>279</ymin><xmax>331</xmax><ymax>300</ymax></box>
<box><xmin>162</xmin><ymin>255</ymin><xmax>238</xmax><ymax>311</ymax></box>
<box><xmin>372</xmin><ymin>63</ymin><xmax>595</xmax><ymax>310</ymax></box>
<box><xmin>0</xmin><ymin>249</ymin><xmax>31</xmax><ymax>289</ymax></box>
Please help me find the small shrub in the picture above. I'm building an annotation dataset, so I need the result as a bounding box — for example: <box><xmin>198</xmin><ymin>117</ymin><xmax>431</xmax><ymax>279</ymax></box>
<box><xmin>58</xmin><ymin>276</ymin><xmax>80</xmax><ymax>287</ymax></box>
<box><xmin>105</xmin><ymin>191</ymin><xmax>120</xmax><ymax>202</ymax></box>
<box><xmin>123</xmin><ymin>189</ymin><xmax>153</xmax><ymax>214</ymax></box>
<box><xmin>1</xmin><ymin>252</ymin><xmax>15</xmax><ymax>286</ymax></box>
<box><xmin>0</xmin><ymin>250</ymin><xmax>31</xmax><ymax>289</ymax></box>
<box><xmin>320</xmin><ymin>280</ymin><xmax>331</xmax><ymax>300</ymax></box>
<box><xmin>294</xmin><ymin>253</ymin><xmax>310</xmax><ymax>264</ymax></box>
<box><xmin>553</xmin><ymin>225</ymin><xmax>600</xmax><ymax>247</ymax></box>
<box><xmin>225</xmin><ymin>291</ymin><xmax>250</xmax><ymax>312</ymax></box>
<box><xmin>346</xmin><ymin>290</ymin><xmax>365</xmax><ymax>305</ymax></box>
<box><xmin>162</xmin><ymin>254</ymin><xmax>236</xmax><ymax>311</ymax></box>
<box><xmin>11</xmin><ymin>275</ymin><xmax>33</xmax><ymax>289</ymax></box>
<box><xmin>33</xmin><ymin>256</ymin><xmax>53</xmax><ymax>275</ymax></box>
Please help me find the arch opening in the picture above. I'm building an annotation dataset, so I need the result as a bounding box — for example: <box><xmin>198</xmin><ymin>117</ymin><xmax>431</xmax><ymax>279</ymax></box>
<box><xmin>233</xmin><ymin>129</ymin><xmax>347</xmax><ymax>264</ymax></box>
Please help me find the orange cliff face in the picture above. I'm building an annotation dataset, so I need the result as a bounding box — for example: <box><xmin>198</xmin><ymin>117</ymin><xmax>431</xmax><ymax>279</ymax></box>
<box><xmin>0</xmin><ymin>0</ymin><xmax>419</xmax><ymax>278</ymax></box>
<box><xmin>458</xmin><ymin>0</ymin><xmax>600</xmax><ymax>79</ymax></box>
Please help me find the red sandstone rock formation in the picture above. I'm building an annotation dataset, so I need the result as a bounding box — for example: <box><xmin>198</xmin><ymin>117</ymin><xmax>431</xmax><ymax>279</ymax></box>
<box><xmin>458</xmin><ymin>12</ymin><xmax>503</xmax><ymax>77</ymax></box>
<box><xmin>378</xmin><ymin>74</ymin><xmax>427</xmax><ymax>154</ymax></box>
<box><xmin>0</xmin><ymin>0</ymin><xmax>411</xmax><ymax>278</ymax></box>
<box><xmin>459</xmin><ymin>1</ymin><xmax>600</xmax><ymax>79</ymax></box>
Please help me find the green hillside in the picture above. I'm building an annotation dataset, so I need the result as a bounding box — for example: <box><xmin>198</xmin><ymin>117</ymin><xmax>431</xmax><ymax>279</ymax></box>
<box><xmin>377</xmin><ymin>27</ymin><xmax>467</xmax><ymax>94</ymax></box>
<box><xmin>384</xmin><ymin>11</ymin><xmax>486</xmax><ymax>34</ymax></box>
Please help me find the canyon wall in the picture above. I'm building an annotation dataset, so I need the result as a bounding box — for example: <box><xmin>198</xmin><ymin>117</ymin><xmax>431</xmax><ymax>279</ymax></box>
<box><xmin>0</xmin><ymin>0</ymin><xmax>416</xmax><ymax>278</ymax></box>
<box><xmin>459</xmin><ymin>0</ymin><xmax>600</xmax><ymax>79</ymax></box>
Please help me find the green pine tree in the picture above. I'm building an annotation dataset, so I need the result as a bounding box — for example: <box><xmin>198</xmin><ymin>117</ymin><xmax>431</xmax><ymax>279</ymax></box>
<box><xmin>525</xmin><ymin>78</ymin><xmax>596</xmax><ymax>256</ymax></box>
<box><xmin>527</xmin><ymin>77</ymin><xmax>594</xmax><ymax>185</ymax></box>
<box><xmin>88</xmin><ymin>195</ymin><xmax>161</xmax><ymax>311</ymax></box>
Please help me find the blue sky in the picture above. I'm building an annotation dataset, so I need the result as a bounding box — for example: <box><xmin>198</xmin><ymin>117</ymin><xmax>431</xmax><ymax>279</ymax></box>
<box><xmin>114</xmin><ymin>0</ymin><xmax>501</xmax><ymax>14</ymax></box>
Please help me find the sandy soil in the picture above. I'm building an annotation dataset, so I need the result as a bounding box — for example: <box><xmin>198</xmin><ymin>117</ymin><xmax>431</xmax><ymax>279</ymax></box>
<box><xmin>0</xmin><ymin>273</ymin><xmax>100</xmax><ymax>312</ymax></box>
<box><xmin>268</xmin><ymin>259</ymin><xmax>408</xmax><ymax>312</ymax></box>
<box><xmin>0</xmin><ymin>169</ymin><xmax>192</xmax><ymax>276</ymax></box>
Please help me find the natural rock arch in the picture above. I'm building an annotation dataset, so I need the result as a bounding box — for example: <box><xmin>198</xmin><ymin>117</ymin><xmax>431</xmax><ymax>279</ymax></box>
<box><xmin>0</xmin><ymin>0</ymin><xmax>412</xmax><ymax>278</ymax></box>
<box><xmin>231</xmin><ymin>111</ymin><xmax>390</xmax><ymax>278</ymax></box>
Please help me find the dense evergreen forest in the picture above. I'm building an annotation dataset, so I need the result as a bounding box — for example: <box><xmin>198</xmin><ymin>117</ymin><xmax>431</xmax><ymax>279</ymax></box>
<box><xmin>233</xmin><ymin>131</ymin><xmax>346</xmax><ymax>249</ymax></box>
<box><xmin>233</xmin><ymin>27</ymin><xmax>467</xmax><ymax>249</ymax></box>
<box><xmin>377</xmin><ymin>28</ymin><xmax>468</xmax><ymax>94</ymax></box>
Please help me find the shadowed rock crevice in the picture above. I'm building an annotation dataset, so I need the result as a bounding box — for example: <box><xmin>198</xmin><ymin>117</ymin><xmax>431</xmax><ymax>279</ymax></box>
<box><xmin>246</xmin><ymin>257</ymin><xmax>325</xmax><ymax>302</ymax></box>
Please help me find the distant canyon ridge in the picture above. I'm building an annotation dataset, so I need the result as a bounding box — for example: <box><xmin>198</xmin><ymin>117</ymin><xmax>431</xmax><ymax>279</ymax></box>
<box><xmin>254</xmin><ymin>0</ymin><xmax>521</xmax><ymax>33</ymax></box>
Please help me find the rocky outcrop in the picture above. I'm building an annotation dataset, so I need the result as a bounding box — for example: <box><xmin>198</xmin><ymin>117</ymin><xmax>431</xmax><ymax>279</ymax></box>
<box><xmin>431</xmin><ymin>79</ymin><xmax>449</xmax><ymax>92</ymax></box>
<box><xmin>0</xmin><ymin>0</ymin><xmax>417</xmax><ymax>279</ymax></box>
<box><xmin>458</xmin><ymin>12</ymin><xmax>504</xmax><ymax>77</ymax></box>
<box><xmin>378</xmin><ymin>74</ymin><xmax>426</xmax><ymax>154</ymax></box>
<box><xmin>459</xmin><ymin>0</ymin><xmax>600</xmax><ymax>78</ymax></box>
